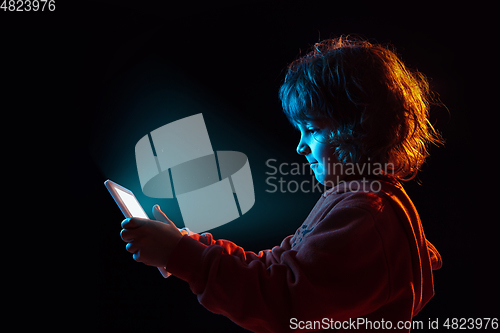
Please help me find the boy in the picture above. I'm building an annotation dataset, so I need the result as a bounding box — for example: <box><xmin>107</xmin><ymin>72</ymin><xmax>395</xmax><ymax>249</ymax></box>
<box><xmin>120</xmin><ymin>36</ymin><xmax>443</xmax><ymax>332</ymax></box>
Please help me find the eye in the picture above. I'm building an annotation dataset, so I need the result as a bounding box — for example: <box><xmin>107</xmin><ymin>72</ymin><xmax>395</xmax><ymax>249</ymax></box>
<box><xmin>307</xmin><ymin>127</ymin><xmax>319</xmax><ymax>134</ymax></box>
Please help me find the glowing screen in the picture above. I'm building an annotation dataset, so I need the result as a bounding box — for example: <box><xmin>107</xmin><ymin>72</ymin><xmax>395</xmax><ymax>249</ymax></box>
<box><xmin>115</xmin><ymin>188</ymin><xmax>149</xmax><ymax>219</ymax></box>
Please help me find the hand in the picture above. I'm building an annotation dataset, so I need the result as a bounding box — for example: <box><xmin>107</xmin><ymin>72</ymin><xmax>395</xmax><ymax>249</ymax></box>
<box><xmin>120</xmin><ymin>205</ymin><xmax>183</xmax><ymax>267</ymax></box>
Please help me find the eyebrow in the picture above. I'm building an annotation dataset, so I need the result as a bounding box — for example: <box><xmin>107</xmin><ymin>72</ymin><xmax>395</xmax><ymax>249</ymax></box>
<box><xmin>298</xmin><ymin>120</ymin><xmax>322</xmax><ymax>128</ymax></box>
<box><xmin>291</xmin><ymin>117</ymin><xmax>328</xmax><ymax>132</ymax></box>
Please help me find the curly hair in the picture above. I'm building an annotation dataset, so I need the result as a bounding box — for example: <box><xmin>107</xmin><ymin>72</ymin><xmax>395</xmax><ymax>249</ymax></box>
<box><xmin>279</xmin><ymin>35</ymin><xmax>444</xmax><ymax>181</ymax></box>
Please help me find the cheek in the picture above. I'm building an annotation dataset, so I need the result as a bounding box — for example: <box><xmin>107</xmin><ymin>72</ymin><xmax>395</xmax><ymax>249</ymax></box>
<box><xmin>314</xmin><ymin>144</ymin><xmax>341</xmax><ymax>177</ymax></box>
<box><xmin>312</xmin><ymin>142</ymin><xmax>334</xmax><ymax>162</ymax></box>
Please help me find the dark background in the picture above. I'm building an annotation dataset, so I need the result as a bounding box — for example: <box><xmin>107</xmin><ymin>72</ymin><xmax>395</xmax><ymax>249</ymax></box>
<box><xmin>4</xmin><ymin>0</ymin><xmax>496</xmax><ymax>331</ymax></box>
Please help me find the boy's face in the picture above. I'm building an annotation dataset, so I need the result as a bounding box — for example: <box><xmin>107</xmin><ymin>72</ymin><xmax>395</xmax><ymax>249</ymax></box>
<box><xmin>296</xmin><ymin>120</ymin><xmax>342</xmax><ymax>187</ymax></box>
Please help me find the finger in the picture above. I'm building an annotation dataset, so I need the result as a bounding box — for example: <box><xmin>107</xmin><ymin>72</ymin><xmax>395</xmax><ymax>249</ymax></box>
<box><xmin>125</xmin><ymin>242</ymin><xmax>138</xmax><ymax>254</ymax></box>
<box><xmin>153</xmin><ymin>204</ymin><xmax>172</xmax><ymax>224</ymax></box>
<box><xmin>179</xmin><ymin>227</ymin><xmax>193</xmax><ymax>236</ymax></box>
<box><xmin>121</xmin><ymin>217</ymin><xmax>146</xmax><ymax>229</ymax></box>
<box><xmin>132</xmin><ymin>252</ymin><xmax>152</xmax><ymax>266</ymax></box>
<box><xmin>133</xmin><ymin>250</ymin><xmax>143</xmax><ymax>262</ymax></box>
<box><xmin>120</xmin><ymin>228</ymin><xmax>136</xmax><ymax>242</ymax></box>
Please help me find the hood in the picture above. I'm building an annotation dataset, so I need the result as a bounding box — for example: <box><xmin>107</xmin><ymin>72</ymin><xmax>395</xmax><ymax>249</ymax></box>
<box><xmin>376</xmin><ymin>179</ymin><xmax>442</xmax><ymax>315</ymax></box>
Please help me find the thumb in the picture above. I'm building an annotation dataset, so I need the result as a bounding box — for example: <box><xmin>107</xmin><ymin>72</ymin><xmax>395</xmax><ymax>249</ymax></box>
<box><xmin>153</xmin><ymin>204</ymin><xmax>174</xmax><ymax>225</ymax></box>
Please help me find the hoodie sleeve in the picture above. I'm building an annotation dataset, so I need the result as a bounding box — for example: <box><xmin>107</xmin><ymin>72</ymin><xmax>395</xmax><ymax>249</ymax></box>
<box><xmin>166</xmin><ymin>204</ymin><xmax>391</xmax><ymax>333</ymax></box>
<box><xmin>185</xmin><ymin>232</ymin><xmax>272</xmax><ymax>266</ymax></box>
<box><xmin>187</xmin><ymin>232</ymin><xmax>295</xmax><ymax>267</ymax></box>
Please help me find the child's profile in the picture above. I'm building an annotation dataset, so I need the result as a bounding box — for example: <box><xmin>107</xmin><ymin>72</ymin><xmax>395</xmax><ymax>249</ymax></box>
<box><xmin>120</xmin><ymin>35</ymin><xmax>443</xmax><ymax>332</ymax></box>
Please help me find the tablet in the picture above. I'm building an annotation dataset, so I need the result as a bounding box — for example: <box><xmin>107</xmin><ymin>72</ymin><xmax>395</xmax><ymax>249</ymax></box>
<box><xmin>104</xmin><ymin>180</ymin><xmax>149</xmax><ymax>219</ymax></box>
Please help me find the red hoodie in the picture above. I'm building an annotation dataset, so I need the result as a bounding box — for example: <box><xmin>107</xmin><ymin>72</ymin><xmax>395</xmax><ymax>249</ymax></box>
<box><xmin>166</xmin><ymin>178</ymin><xmax>442</xmax><ymax>332</ymax></box>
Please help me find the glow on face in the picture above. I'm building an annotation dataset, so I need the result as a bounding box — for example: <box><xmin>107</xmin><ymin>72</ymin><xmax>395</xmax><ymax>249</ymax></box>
<box><xmin>295</xmin><ymin>120</ymin><xmax>343</xmax><ymax>186</ymax></box>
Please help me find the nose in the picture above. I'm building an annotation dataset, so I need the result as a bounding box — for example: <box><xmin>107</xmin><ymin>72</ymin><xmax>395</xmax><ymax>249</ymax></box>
<box><xmin>296</xmin><ymin>138</ymin><xmax>310</xmax><ymax>155</ymax></box>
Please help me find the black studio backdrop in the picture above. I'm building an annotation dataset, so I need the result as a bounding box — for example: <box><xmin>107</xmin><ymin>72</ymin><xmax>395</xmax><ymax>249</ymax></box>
<box><xmin>4</xmin><ymin>0</ymin><xmax>494</xmax><ymax>331</ymax></box>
